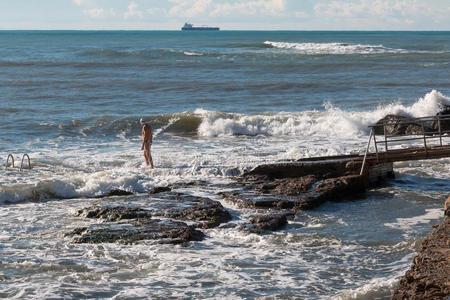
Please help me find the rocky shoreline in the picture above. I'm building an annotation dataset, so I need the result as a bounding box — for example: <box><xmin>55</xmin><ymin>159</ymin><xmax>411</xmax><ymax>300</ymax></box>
<box><xmin>67</xmin><ymin>109</ymin><xmax>450</xmax><ymax>246</ymax></box>
<box><xmin>392</xmin><ymin>196</ymin><xmax>450</xmax><ymax>299</ymax></box>
<box><xmin>65</xmin><ymin>151</ymin><xmax>449</xmax><ymax>298</ymax></box>
<box><xmin>66</xmin><ymin>157</ymin><xmax>390</xmax><ymax>244</ymax></box>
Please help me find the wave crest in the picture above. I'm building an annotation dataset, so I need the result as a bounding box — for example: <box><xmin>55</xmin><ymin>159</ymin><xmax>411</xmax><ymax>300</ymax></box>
<box><xmin>196</xmin><ymin>90</ymin><xmax>450</xmax><ymax>137</ymax></box>
<box><xmin>36</xmin><ymin>91</ymin><xmax>450</xmax><ymax>140</ymax></box>
<box><xmin>264</xmin><ymin>41</ymin><xmax>407</xmax><ymax>55</ymax></box>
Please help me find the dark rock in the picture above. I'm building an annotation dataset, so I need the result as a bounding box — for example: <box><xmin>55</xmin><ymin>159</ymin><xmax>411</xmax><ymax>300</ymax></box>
<box><xmin>67</xmin><ymin>218</ymin><xmax>205</xmax><ymax>245</ymax></box>
<box><xmin>230</xmin><ymin>172</ymin><xmax>366</xmax><ymax>211</ymax></box>
<box><xmin>244</xmin><ymin>161</ymin><xmax>353</xmax><ymax>180</ymax></box>
<box><xmin>152</xmin><ymin>193</ymin><xmax>232</xmax><ymax>229</ymax></box>
<box><xmin>218</xmin><ymin>222</ymin><xmax>239</xmax><ymax>229</ymax></box>
<box><xmin>269</xmin><ymin>176</ymin><xmax>317</xmax><ymax>195</ymax></box>
<box><xmin>431</xmin><ymin>105</ymin><xmax>450</xmax><ymax>133</ymax></box>
<box><xmin>243</xmin><ymin>213</ymin><xmax>288</xmax><ymax>234</ymax></box>
<box><xmin>173</xmin><ymin>180</ymin><xmax>208</xmax><ymax>188</ymax></box>
<box><xmin>294</xmin><ymin>175</ymin><xmax>366</xmax><ymax>210</ymax></box>
<box><xmin>218</xmin><ymin>191</ymin><xmax>294</xmax><ymax>209</ymax></box>
<box><xmin>76</xmin><ymin>205</ymin><xmax>152</xmax><ymax>222</ymax></box>
<box><xmin>373</xmin><ymin>114</ymin><xmax>432</xmax><ymax>136</ymax></box>
<box><xmin>392</xmin><ymin>198</ymin><xmax>450</xmax><ymax>299</ymax></box>
<box><xmin>148</xmin><ymin>186</ymin><xmax>171</xmax><ymax>194</ymax></box>
<box><xmin>315</xmin><ymin>174</ymin><xmax>366</xmax><ymax>200</ymax></box>
<box><xmin>95</xmin><ymin>189</ymin><xmax>133</xmax><ymax>198</ymax></box>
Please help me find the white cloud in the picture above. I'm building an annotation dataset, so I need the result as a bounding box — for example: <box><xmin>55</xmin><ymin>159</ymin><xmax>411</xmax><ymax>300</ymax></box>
<box><xmin>124</xmin><ymin>1</ymin><xmax>143</xmax><ymax>19</ymax></box>
<box><xmin>84</xmin><ymin>8</ymin><xmax>104</xmax><ymax>18</ymax></box>
<box><xmin>73</xmin><ymin>0</ymin><xmax>90</xmax><ymax>6</ymax></box>
<box><xmin>168</xmin><ymin>0</ymin><xmax>286</xmax><ymax>17</ymax></box>
<box><xmin>83</xmin><ymin>8</ymin><xmax>116</xmax><ymax>19</ymax></box>
<box><xmin>169</xmin><ymin>0</ymin><xmax>212</xmax><ymax>17</ymax></box>
<box><xmin>294</xmin><ymin>11</ymin><xmax>309</xmax><ymax>19</ymax></box>
<box><xmin>314</xmin><ymin>0</ymin><xmax>435</xmax><ymax>19</ymax></box>
<box><xmin>312</xmin><ymin>0</ymin><xmax>450</xmax><ymax>27</ymax></box>
<box><xmin>211</xmin><ymin>0</ymin><xmax>286</xmax><ymax>16</ymax></box>
<box><xmin>147</xmin><ymin>7</ymin><xmax>166</xmax><ymax>16</ymax></box>
<box><xmin>186</xmin><ymin>0</ymin><xmax>212</xmax><ymax>17</ymax></box>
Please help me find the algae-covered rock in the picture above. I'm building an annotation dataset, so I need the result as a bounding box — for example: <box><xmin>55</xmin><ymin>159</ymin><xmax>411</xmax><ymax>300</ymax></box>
<box><xmin>76</xmin><ymin>205</ymin><xmax>151</xmax><ymax>222</ymax></box>
<box><xmin>67</xmin><ymin>218</ymin><xmax>205</xmax><ymax>245</ymax></box>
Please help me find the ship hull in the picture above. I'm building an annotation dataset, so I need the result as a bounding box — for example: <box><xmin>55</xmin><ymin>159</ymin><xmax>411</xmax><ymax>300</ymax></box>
<box><xmin>182</xmin><ymin>27</ymin><xmax>219</xmax><ymax>31</ymax></box>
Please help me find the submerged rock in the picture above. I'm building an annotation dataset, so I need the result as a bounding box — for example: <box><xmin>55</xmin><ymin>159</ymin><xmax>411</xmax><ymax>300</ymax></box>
<box><xmin>153</xmin><ymin>193</ymin><xmax>232</xmax><ymax>228</ymax></box>
<box><xmin>68</xmin><ymin>218</ymin><xmax>205</xmax><ymax>245</ymax></box>
<box><xmin>95</xmin><ymin>189</ymin><xmax>134</xmax><ymax>198</ymax></box>
<box><xmin>148</xmin><ymin>186</ymin><xmax>171</xmax><ymax>194</ymax></box>
<box><xmin>242</xmin><ymin>213</ymin><xmax>289</xmax><ymax>234</ymax></box>
<box><xmin>69</xmin><ymin>192</ymin><xmax>232</xmax><ymax>245</ymax></box>
<box><xmin>392</xmin><ymin>197</ymin><xmax>450</xmax><ymax>299</ymax></box>
<box><xmin>76</xmin><ymin>205</ymin><xmax>152</xmax><ymax>222</ymax></box>
<box><xmin>218</xmin><ymin>191</ymin><xmax>294</xmax><ymax>209</ymax></box>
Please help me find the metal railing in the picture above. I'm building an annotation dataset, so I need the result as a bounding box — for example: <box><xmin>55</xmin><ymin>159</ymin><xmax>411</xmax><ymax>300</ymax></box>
<box><xmin>6</xmin><ymin>154</ymin><xmax>14</xmax><ymax>169</ymax></box>
<box><xmin>20</xmin><ymin>154</ymin><xmax>31</xmax><ymax>171</ymax></box>
<box><xmin>360</xmin><ymin>114</ymin><xmax>450</xmax><ymax>175</ymax></box>
<box><xmin>5</xmin><ymin>154</ymin><xmax>31</xmax><ymax>171</ymax></box>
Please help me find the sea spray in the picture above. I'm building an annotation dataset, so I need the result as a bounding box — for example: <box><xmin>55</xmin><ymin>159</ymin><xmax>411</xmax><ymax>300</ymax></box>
<box><xmin>153</xmin><ymin>117</ymin><xmax>181</xmax><ymax>139</ymax></box>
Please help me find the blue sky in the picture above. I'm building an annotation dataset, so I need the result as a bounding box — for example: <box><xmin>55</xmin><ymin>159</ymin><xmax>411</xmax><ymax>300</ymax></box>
<box><xmin>0</xmin><ymin>0</ymin><xmax>449</xmax><ymax>30</ymax></box>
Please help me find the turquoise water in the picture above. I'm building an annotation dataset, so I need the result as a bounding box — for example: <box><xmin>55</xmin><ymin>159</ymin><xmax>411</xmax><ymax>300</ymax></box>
<box><xmin>0</xmin><ymin>31</ymin><xmax>449</xmax><ymax>299</ymax></box>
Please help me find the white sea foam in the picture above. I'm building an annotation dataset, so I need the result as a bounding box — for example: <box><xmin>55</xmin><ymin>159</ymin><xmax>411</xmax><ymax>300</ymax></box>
<box><xmin>1</xmin><ymin>90</ymin><xmax>448</xmax><ymax>204</ymax></box>
<box><xmin>333</xmin><ymin>275</ymin><xmax>401</xmax><ymax>300</ymax></box>
<box><xmin>183</xmin><ymin>51</ymin><xmax>203</xmax><ymax>56</ymax></box>
<box><xmin>196</xmin><ymin>90</ymin><xmax>450</xmax><ymax>137</ymax></box>
<box><xmin>264</xmin><ymin>41</ymin><xmax>407</xmax><ymax>55</ymax></box>
<box><xmin>384</xmin><ymin>208</ymin><xmax>444</xmax><ymax>232</ymax></box>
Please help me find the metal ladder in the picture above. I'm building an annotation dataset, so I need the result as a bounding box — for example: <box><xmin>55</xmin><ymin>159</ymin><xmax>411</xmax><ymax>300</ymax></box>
<box><xmin>5</xmin><ymin>154</ymin><xmax>31</xmax><ymax>171</ymax></box>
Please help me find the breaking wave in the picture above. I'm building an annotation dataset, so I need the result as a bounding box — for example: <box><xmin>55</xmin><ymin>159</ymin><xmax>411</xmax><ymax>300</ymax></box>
<box><xmin>264</xmin><ymin>41</ymin><xmax>408</xmax><ymax>55</ymax></box>
<box><xmin>1</xmin><ymin>90</ymin><xmax>449</xmax><ymax>205</ymax></box>
<box><xmin>195</xmin><ymin>90</ymin><xmax>450</xmax><ymax>137</ymax></box>
<box><xmin>35</xmin><ymin>90</ymin><xmax>450</xmax><ymax>140</ymax></box>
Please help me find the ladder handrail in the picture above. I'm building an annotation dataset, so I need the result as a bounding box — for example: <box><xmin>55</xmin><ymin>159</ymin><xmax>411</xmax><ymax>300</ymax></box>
<box><xmin>6</xmin><ymin>154</ymin><xmax>15</xmax><ymax>169</ymax></box>
<box><xmin>360</xmin><ymin>128</ymin><xmax>373</xmax><ymax>175</ymax></box>
<box><xmin>20</xmin><ymin>154</ymin><xmax>31</xmax><ymax>171</ymax></box>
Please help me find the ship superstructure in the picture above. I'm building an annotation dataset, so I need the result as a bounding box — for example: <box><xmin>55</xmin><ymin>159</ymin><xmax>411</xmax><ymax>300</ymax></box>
<box><xmin>181</xmin><ymin>23</ymin><xmax>220</xmax><ymax>31</ymax></box>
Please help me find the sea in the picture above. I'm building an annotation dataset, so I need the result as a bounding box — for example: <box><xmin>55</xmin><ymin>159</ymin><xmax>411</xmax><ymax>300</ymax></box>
<box><xmin>0</xmin><ymin>31</ymin><xmax>449</xmax><ymax>299</ymax></box>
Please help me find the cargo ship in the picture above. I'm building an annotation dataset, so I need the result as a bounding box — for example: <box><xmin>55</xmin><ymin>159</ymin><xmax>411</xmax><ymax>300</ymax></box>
<box><xmin>181</xmin><ymin>23</ymin><xmax>220</xmax><ymax>31</ymax></box>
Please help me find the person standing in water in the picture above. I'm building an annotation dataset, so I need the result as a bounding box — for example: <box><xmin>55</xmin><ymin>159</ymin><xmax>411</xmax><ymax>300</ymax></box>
<box><xmin>140</xmin><ymin>118</ymin><xmax>154</xmax><ymax>168</ymax></box>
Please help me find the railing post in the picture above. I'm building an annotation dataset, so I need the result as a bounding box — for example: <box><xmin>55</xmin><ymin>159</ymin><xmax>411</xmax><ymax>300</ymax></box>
<box><xmin>383</xmin><ymin>123</ymin><xmax>388</xmax><ymax>152</ymax></box>
<box><xmin>438</xmin><ymin>115</ymin><xmax>442</xmax><ymax>147</ymax></box>
<box><xmin>360</xmin><ymin>128</ymin><xmax>374</xmax><ymax>176</ymax></box>
<box><xmin>373</xmin><ymin>131</ymin><xmax>379</xmax><ymax>162</ymax></box>
<box><xmin>6</xmin><ymin>154</ymin><xmax>15</xmax><ymax>169</ymax></box>
<box><xmin>20</xmin><ymin>154</ymin><xmax>31</xmax><ymax>171</ymax></box>
<box><xmin>421</xmin><ymin>121</ymin><xmax>428</xmax><ymax>157</ymax></box>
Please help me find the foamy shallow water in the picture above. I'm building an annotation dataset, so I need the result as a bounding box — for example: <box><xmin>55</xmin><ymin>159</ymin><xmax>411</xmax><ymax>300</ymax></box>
<box><xmin>0</xmin><ymin>189</ymin><xmax>445</xmax><ymax>299</ymax></box>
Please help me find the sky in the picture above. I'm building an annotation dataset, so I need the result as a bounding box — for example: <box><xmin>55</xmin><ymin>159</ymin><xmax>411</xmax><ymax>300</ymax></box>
<box><xmin>0</xmin><ymin>0</ymin><xmax>449</xmax><ymax>30</ymax></box>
